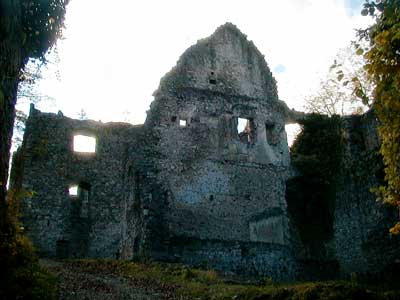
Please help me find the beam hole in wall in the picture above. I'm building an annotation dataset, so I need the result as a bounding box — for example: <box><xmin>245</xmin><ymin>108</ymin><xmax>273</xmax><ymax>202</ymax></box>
<box><xmin>171</xmin><ymin>116</ymin><xmax>177</xmax><ymax>123</ymax></box>
<box><xmin>179</xmin><ymin>119</ymin><xmax>187</xmax><ymax>127</ymax></box>
<box><xmin>237</xmin><ymin>117</ymin><xmax>256</xmax><ymax>144</ymax></box>
<box><xmin>73</xmin><ymin>135</ymin><xmax>96</xmax><ymax>153</ymax></box>
<box><xmin>209</xmin><ymin>71</ymin><xmax>216</xmax><ymax>84</ymax></box>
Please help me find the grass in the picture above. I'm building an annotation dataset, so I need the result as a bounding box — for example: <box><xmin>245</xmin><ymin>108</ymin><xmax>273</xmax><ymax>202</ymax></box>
<box><xmin>63</xmin><ymin>259</ymin><xmax>400</xmax><ymax>300</ymax></box>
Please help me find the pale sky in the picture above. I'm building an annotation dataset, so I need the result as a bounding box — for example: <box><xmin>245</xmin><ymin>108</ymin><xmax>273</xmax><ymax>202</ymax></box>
<box><xmin>22</xmin><ymin>0</ymin><xmax>372</xmax><ymax>127</ymax></box>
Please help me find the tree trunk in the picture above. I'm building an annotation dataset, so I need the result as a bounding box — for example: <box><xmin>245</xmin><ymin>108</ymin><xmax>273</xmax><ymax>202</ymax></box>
<box><xmin>0</xmin><ymin>0</ymin><xmax>24</xmax><ymax>237</ymax></box>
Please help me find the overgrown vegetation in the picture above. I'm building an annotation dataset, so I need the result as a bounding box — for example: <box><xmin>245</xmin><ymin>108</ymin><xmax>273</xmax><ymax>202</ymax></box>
<box><xmin>0</xmin><ymin>189</ymin><xmax>57</xmax><ymax>300</ymax></box>
<box><xmin>1</xmin><ymin>1</ymin><xmax>68</xmax><ymax>298</ymax></box>
<box><xmin>50</xmin><ymin>259</ymin><xmax>400</xmax><ymax>300</ymax></box>
<box><xmin>287</xmin><ymin>114</ymin><xmax>342</xmax><ymax>246</ymax></box>
<box><xmin>357</xmin><ymin>0</ymin><xmax>400</xmax><ymax>234</ymax></box>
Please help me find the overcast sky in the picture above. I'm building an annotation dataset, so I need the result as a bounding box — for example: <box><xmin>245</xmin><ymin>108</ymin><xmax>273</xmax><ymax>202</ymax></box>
<box><xmin>25</xmin><ymin>0</ymin><xmax>371</xmax><ymax>127</ymax></box>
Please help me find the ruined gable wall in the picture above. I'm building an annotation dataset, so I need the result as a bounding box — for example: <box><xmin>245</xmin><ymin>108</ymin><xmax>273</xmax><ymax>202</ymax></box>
<box><xmin>14</xmin><ymin>106</ymin><xmax>144</xmax><ymax>258</ymax></box>
<box><xmin>156</xmin><ymin>24</ymin><xmax>279</xmax><ymax>101</ymax></box>
<box><xmin>142</xmin><ymin>24</ymin><xmax>301</xmax><ymax>279</ymax></box>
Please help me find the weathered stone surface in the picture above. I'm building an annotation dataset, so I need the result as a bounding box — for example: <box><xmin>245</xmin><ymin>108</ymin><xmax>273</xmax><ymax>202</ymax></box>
<box><xmin>10</xmin><ymin>23</ymin><xmax>400</xmax><ymax>280</ymax></box>
<box><xmin>332</xmin><ymin>111</ymin><xmax>400</xmax><ymax>277</ymax></box>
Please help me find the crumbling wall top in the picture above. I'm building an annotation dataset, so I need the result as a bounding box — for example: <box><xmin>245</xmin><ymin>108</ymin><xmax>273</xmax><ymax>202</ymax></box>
<box><xmin>154</xmin><ymin>23</ymin><xmax>278</xmax><ymax>102</ymax></box>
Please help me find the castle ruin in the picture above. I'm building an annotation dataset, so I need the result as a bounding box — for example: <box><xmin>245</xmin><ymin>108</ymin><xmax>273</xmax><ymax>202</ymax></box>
<box><xmin>11</xmin><ymin>23</ymin><xmax>400</xmax><ymax>280</ymax></box>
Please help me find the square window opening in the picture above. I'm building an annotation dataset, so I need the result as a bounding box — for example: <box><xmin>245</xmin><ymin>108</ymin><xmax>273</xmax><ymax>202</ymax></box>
<box><xmin>179</xmin><ymin>119</ymin><xmax>187</xmax><ymax>127</ymax></box>
<box><xmin>73</xmin><ymin>135</ymin><xmax>96</xmax><ymax>153</ymax></box>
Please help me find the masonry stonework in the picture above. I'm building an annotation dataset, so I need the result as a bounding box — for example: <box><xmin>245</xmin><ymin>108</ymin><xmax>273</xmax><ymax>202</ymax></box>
<box><xmin>11</xmin><ymin>23</ymin><xmax>399</xmax><ymax>280</ymax></box>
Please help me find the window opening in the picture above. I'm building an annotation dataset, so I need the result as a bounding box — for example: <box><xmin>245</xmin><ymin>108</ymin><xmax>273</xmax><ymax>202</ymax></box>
<box><xmin>237</xmin><ymin>117</ymin><xmax>256</xmax><ymax>144</ymax></box>
<box><xmin>73</xmin><ymin>135</ymin><xmax>96</xmax><ymax>153</ymax></box>
<box><xmin>78</xmin><ymin>182</ymin><xmax>90</xmax><ymax>218</ymax></box>
<box><xmin>69</xmin><ymin>183</ymin><xmax>90</xmax><ymax>217</ymax></box>
<box><xmin>285</xmin><ymin>124</ymin><xmax>300</xmax><ymax>147</ymax></box>
<box><xmin>69</xmin><ymin>185</ymin><xmax>78</xmax><ymax>196</ymax></box>
<box><xmin>179</xmin><ymin>119</ymin><xmax>187</xmax><ymax>126</ymax></box>
<box><xmin>171</xmin><ymin>116</ymin><xmax>177</xmax><ymax>123</ymax></box>
<box><xmin>237</xmin><ymin>118</ymin><xmax>247</xmax><ymax>133</ymax></box>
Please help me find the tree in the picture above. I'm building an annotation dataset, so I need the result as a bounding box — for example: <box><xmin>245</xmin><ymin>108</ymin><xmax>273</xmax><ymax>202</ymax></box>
<box><xmin>0</xmin><ymin>0</ymin><xmax>69</xmax><ymax>245</ymax></box>
<box><xmin>0</xmin><ymin>1</ymin><xmax>69</xmax><ymax>298</ymax></box>
<box><xmin>13</xmin><ymin>59</ymin><xmax>57</xmax><ymax>148</ymax></box>
<box><xmin>358</xmin><ymin>0</ymin><xmax>400</xmax><ymax>234</ymax></box>
<box><xmin>305</xmin><ymin>45</ymin><xmax>373</xmax><ymax>116</ymax></box>
<box><xmin>78</xmin><ymin>108</ymin><xmax>88</xmax><ymax>120</ymax></box>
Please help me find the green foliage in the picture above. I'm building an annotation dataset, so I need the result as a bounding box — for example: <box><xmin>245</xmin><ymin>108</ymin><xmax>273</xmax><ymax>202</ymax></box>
<box><xmin>358</xmin><ymin>0</ymin><xmax>400</xmax><ymax>233</ymax></box>
<box><xmin>19</xmin><ymin>0</ymin><xmax>69</xmax><ymax>60</ymax></box>
<box><xmin>291</xmin><ymin>114</ymin><xmax>343</xmax><ymax>183</ymax></box>
<box><xmin>0</xmin><ymin>189</ymin><xmax>57</xmax><ymax>300</ymax></box>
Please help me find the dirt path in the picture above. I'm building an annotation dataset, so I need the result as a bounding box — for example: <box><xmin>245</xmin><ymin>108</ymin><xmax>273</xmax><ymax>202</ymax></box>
<box><xmin>40</xmin><ymin>259</ymin><xmax>177</xmax><ymax>300</ymax></box>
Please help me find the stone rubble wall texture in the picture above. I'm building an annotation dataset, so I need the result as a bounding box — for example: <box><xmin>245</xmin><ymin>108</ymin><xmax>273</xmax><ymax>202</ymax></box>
<box><xmin>11</xmin><ymin>23</ymin><xmax>399</xmax><ymax>280</ymax></box>
<box><xmin>332</xmin><ymin>111</ymin><xmax>400</xmax><ymax>277</ymax></box>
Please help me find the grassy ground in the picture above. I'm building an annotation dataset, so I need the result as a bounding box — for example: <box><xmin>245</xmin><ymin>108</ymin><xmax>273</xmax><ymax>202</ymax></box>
<box><xmin>41</xmin><ymin>259</ymin><xmax>400</xmax><ymax>300</ymax></box>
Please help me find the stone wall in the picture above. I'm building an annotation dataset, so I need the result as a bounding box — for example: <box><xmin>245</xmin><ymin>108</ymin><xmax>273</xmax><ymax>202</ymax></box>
<box><xmin>14</xmin><ymin>105</ymin><xmax>144</xmax><ymax>258</ymax></box>
<box><xmin>144</xmin><ymin>23</ymin><xmax>300</xmax><ymax>277</ymax></box>
<box><xmin>332</xmin><ymin>111</ymin><xmax>400</xmax><ymax>277</ymax></box>
<box><xmin>10</xmin><ymin>23</ymin><xmax>400</xmax><ymax>281</ymax></box>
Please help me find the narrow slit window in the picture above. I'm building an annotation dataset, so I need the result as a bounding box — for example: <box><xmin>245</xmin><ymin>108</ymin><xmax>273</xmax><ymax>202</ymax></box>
<box><xmin>73</xmin><ymin>135</ymin><xmax>96</xmax><ymax>153</ymax></box>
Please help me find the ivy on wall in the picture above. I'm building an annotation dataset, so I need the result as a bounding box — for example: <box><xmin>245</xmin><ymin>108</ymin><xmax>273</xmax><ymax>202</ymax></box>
<box><xmin>359</xmin><ymin>0</ymin><xmax>400</xmax><ymax>234</ymax></box>
<box><xmin>287</xmin><ymin>114</ymin><xmax>342</xmax><ymax>246</ymax></box>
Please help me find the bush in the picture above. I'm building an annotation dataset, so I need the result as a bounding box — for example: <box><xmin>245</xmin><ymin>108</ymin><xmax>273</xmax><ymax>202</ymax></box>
<box><xmin>0</xmin><ymin>189</ymin><xmax>57</xmax><ymax>300</ymax></box>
